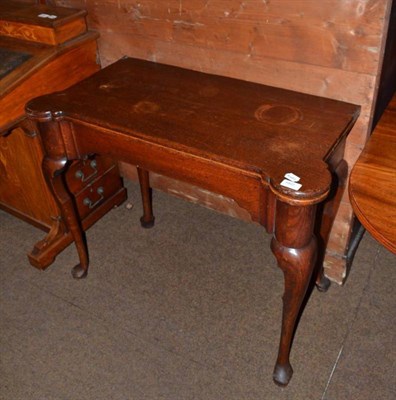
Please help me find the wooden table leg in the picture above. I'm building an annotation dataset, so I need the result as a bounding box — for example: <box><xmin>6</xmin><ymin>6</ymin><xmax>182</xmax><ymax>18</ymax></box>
<box><xmin>35</xmin><ymin>117</ymin><xmax>90</xmax><ymax>279</ymax></box>
<box><xmin>137</xmin><ymin>166</ymin><xmax>155</xmax><ymax>228</ymax></box>
<box><xmin>42</xmin><ymin>155</ymin><xmax>89</xmax><ymax>278</ymax></box>
<box><xmin>270</xmin><ymin>200</ymin><xmax>318</xmax><ymax>386</ymax></box>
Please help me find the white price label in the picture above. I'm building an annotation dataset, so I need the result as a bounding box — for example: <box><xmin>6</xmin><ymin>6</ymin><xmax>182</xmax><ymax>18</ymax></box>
<box><xmin>280</xmin><ymin>179</ymin><xmax>302</xmax><ymax>191</ymax></box>
<box><xmin>38</xmin><ymin>13</ymin><xmax>58</xmax><ymax>19</ymax></box>
<box><xmin>284</xmin><ymin>172</ymin><xmax>300</xmax><ymax>182</ymax></box>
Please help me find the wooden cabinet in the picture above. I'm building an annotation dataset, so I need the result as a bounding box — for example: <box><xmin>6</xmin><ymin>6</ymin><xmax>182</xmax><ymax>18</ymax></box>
<box><xmin>0</xmin><ymin>1</ymin><xmax>127</xmax><ymax>269</ymax></box>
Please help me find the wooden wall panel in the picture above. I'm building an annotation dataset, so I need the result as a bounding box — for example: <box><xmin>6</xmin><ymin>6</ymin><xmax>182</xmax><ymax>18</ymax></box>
<box><xmin>49</xmin><ymin>0</ymin><xmax>393</xmax><ymax>283</ymax></box>
<box><xmin>56</xmin><ymin>0</ymin><xmax>386</xmax><ymax>74</ymax></box>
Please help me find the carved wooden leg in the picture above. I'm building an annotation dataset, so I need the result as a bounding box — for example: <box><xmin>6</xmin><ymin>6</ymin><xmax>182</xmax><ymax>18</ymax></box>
<box><xmin>137</xmin><ymin>167</ymin><xmax>155</xmax><ymax>228</ymax></box>
<box><xmin>270</xmin><ymin>201</ymin><xmax>318</xmax><ymax>386</ymax></box>
<box><xmin>42</xmin><ymin>156</ymin><xmax>89</xmax><ymax>279</ymax></box>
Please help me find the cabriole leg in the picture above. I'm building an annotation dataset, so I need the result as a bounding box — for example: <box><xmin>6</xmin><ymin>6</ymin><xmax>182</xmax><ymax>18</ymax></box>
<box><xmin>270</xmin><ymin>201</ymin><xmax>318</xmax><ymax>386</ymax></box>
<box><xmin>42</xmin><ymin>156</ymin><xmax>89</xmax><ymax>279</ymax></box>
<box><xmin>137</xmin><ymin>167</ymin><xmax>155</xmax><ymax>228</ymax></box>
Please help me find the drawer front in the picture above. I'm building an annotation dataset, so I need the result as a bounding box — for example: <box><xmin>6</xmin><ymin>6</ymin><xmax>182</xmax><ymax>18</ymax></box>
<box><xmin>74</xmin><ymin>166</ymin><xmax>123</xmax><ymax>220</ymax></box>
<box><xmin>66</xmin><ymin>155</ymin><xmax>116</xmax><ymax>195</ymax></box>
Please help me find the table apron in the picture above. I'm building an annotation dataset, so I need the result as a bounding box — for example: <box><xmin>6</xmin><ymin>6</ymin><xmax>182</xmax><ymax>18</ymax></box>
<box><xmin>68</xmin><ymin>121</ymin><xmax>273</xmax><ymax>228</ymax></box>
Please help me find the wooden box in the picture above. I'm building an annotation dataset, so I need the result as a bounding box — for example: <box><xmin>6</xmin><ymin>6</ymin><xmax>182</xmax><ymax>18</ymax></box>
<box><xmin>0</xmin><ymin>1</ymin><xmax>87</xmax><ymax>45</ymax></box>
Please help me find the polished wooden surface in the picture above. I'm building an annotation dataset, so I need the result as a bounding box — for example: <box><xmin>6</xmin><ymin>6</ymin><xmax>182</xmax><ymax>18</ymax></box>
<box><xmin>0</xmin><ymin>1</ymin><xmax>126</xmax><ymax>268</ymax></box>
<box><xmin>27</xmin><ymin>57</ymin><xmax>359</xmax><ymax>203</ymax></box>
<box><xmin>349</xmin><ymin>94</ymin><xmax>396</xmax><ymax>254</ymax></box>
<box><xmin>27</xmin><ymin>57</ymin><xmax>359</xmax><ymax>386</ymax></box>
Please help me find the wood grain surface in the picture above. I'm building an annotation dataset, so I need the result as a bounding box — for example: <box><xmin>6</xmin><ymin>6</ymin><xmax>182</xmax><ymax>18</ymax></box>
<box><xmin>349</xmin><ymin>94</ymin><xmax>396</xmax><ymax>254</ymax></box>
<box><xmin>0</xmin><ymin>36</ymin><xmax>99</xmax><ymax>131</ymax></box>
<box><xmin>26</xmin><ymin>57</ymin><xmax>359</xmax><ymax>204</ymax></box>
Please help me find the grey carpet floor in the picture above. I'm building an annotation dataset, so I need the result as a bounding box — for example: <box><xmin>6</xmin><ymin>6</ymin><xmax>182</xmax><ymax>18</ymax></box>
<box><xmin>1</xmin><ymin>180</ymin><xmax>395</xmax><ymax>400</ymax></box>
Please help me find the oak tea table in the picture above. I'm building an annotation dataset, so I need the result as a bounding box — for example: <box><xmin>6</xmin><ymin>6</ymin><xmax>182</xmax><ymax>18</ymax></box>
<box><xmin>26</xmin><ymin>57</ymin><xmax>359</xmax><ymax>386</ymax></box>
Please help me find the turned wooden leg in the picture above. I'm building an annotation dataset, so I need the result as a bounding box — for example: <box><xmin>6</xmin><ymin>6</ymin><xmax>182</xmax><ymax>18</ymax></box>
<box><xmin>270</xmin><ymin>201</ymin><xmax>318</xmax><ymax>386</ymax></box>
<box><xmin>42</xmin><ymin>156</ymin><xmax>89</xmax><ymax>279</ymax></box>
<box><xmin>137</xmin><ymin>167</ymin><xmax>155</xmax><ymax>228</ymax></box>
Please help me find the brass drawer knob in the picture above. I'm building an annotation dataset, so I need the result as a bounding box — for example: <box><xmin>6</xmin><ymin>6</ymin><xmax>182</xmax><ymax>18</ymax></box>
<box><xmin>75</xmin><ymin>159</ymin><xmax>98</xmax><ymax>182</ymax></box>
<box><xmin>83</xmin><ymin>186</ymin><xmax>104</xmax><ymax>209</ymax></box>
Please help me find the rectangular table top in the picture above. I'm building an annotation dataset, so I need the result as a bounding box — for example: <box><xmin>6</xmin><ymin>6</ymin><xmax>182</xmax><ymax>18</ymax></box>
<box><xmin>27</xmin><ymin>57</ymin><xmax>359</xmax><ymax>202</ymax></box>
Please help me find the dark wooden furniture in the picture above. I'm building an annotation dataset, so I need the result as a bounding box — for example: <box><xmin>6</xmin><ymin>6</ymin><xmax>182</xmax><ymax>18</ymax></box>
<box><xmin>56</xmin><ymin>0</ymin><xmax>396</xmax><ymax>285</ymax></box>
<box><xmin>0</xmin><ymin>1</ymin><xmax>126</xmax><ymax>268</ymax></box>
<box><xmin>349</xmin><ymin>93</ymin><xmax>396</xmax><ymax>254</ymax></box>
<box><xmin>27</xmin><ymin>57</ymin><xmax>359</xmax><ymax>386</ymax></box>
